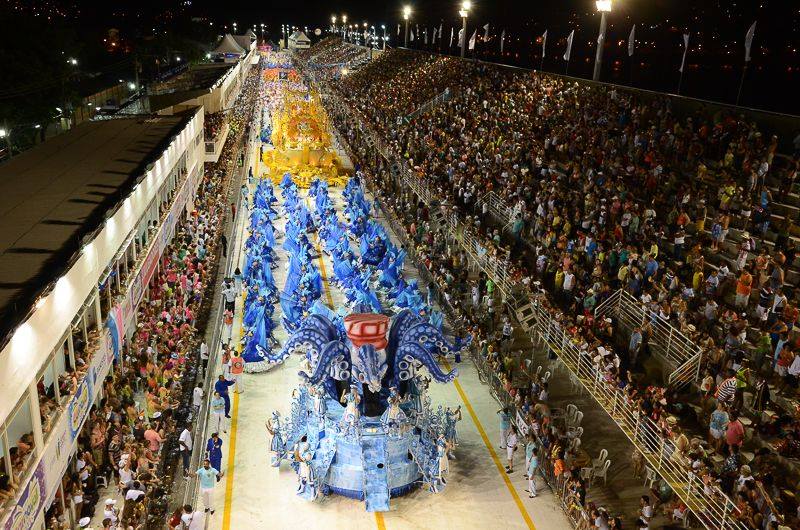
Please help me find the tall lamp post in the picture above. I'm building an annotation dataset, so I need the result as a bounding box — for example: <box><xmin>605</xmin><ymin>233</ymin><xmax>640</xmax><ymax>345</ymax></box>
<box><xmin>403</xmin><ymin>5</ymin><xmax>411</xmax><ymax>48</ymax></box>
<box><xmin>381</xmin><ymin>24</ymin><xmax>387</xmax><ymax>49</ymax></box>
<box><xmin>459</xmin><ymin>1</ymin><xmax>471</xmax><ymax>59</ymax></box>
<box><xmin>592</xmin><ymin>0</ymin><xmax>612</xmax><ymax>81</ymax></box>
<box><xmin>332</xmin><ymin>15</ymin><xmax>337</xmax><ymax>34</ymax></box>
<box><xmin>342</xmin><ymin>15</ymin><xmax>348</xmax><ymax>41</ymax></box>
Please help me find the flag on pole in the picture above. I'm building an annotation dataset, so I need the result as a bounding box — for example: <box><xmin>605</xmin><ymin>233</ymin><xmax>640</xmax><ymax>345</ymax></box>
<box><xmin>410</xmin><ymin>28</ymin><xmax>415</xmax><ymax>42</ymax></box>
<box><xmin>439</xmin><ymin>24</ymin><xmax>443</xmax><ymax>39</ymax></box>
<box><xmin>744</xmin><ymin>21</ymin><xmax>756</xmax><ymax>62</ymax></box>
<box><xmin>424</xmin><ymin>27</ymin><xmax>428</xmax><ymax>44</ymax></box>
<box><xmin>458</xmin><ymin>27</ymin><xmax>464</xmax><ymax>47</ymax></box>
<box><xmin>628</xmin><ymin>24</ymin><xmax>636</xmax><ymax>57</ymax></box>
<box><xmin>432</xmin><ymin>26</ymin><xmax>437</xmax><ymax>44</ymax></box>
<box><xmin>541</xmin><ymin>30</ymin><xmax>548</xmax><ymax>57</ymax></box>
<box><xmin>483</xmin><ymin>23</ymin><xmax>490</xmax><ymax>41</ymax></box>
<box><xmin>469</xmin><ymin>29</ymin><xmax>477</xmax><ymax>50</ymax></box>
<box><xmin>397</xmin><ymin>24</ymin><xmax>400</xmax><ymax>36</ymax></box>
<box><xmin>500</xmin><ymin>29</ymin><xmax>506</xmax><ymax>54</ymax></box>
<box><xmin>563</xmin><ymin>30</ymin><xmax>574</xmax><ymax>61</ymax></box>
<box><xmin>451</xmin><ymin>27</ymin><xmax>455</xmax><ymax>47</ymax></box>
<box><xmin>678</xmin><ymin>32</ymin><xmax>689</xmax><ymax>72</ymax></box>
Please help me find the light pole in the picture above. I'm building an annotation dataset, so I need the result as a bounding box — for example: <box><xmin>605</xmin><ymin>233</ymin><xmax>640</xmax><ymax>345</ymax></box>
<box><xmin>593</xmin><ymin>0</ymin><xmax>612</xmax><ymax>81</ymax></box>
<box><xmin>381</xmin><ymin>24</ymin><xmax>387</xmax><ymax>49</ymax></box>
<box><xmin>342</xmin><ymin>14</ymin><xmax>348</xmax><ymax>41</ymax></box>
<box><xmin>332</xmin><ymin>15</ymin><xmax>337</xmax><ymax>34</ymax></box>
<box><xmin>459</xmin><ymin>1</ymin><xmax>471</xmax><ymax>59</ymax></box>
<box><xmin>403</xmin><ymin>5</ymin><xmax>411</xmax><ymax>47</ymax></box>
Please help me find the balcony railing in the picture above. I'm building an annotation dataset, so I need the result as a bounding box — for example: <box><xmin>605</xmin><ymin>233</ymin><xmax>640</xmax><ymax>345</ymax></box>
<box><xmin>528</xmin><ymin>297</ymin><xmax>745</xmax><ymax>530</ymax></box>
<box><xmin>594</xmin><ymin>289</ymin><xmax>703</xmax><ymax>387</ymax></box>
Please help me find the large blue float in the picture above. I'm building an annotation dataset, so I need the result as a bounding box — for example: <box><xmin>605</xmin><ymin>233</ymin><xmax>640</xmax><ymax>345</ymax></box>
<box><xmin>262</xmin><ymin>175</ymin><xmax>468</xmax><ymax>511</ymax></box>
<box><xmin>267</xmin><ymin>309</ymin><xmax>465</xmax><ymax>511</ymax></box>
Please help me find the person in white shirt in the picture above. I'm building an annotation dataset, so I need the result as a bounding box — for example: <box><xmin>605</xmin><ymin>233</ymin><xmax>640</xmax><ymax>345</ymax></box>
<box><xmin>125</xmin><ymin>482</ymin><xmax>146</xmax><ymax>502</ymax></box>
<box><xmin>192</xmin><ymin>383</ymin><xmax>204</xmax><ymax>414</ymax></box>
<box><xmin>179</xmin><ymin>424</ymin><xmax>193</xmax><ymax>477</ymax></box>
<box><xmin>505</xmin><ymin>425</ymin><xmax>519</xmax><ymax>474</ymax></box>
<box><xmin>199</xmin><ymin>341</ymin><xmax>209</xmax><ymax>377</ymax></box>
<box><xmin>181</xmin><ymin>504</ymin><xmax>206</xmax><ymax>530</ymax></box>
<box><xmin>103</xmin><ymin>499</ymin><xmax>119</xmax><ymax>525</ymax></box>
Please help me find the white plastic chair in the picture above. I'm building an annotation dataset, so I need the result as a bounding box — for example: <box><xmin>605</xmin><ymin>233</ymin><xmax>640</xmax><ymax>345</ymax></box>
<box><xmin>593</xmin><ymin>459</ymin><xmax>611</xmax><ymax>486</ymax></box>
<box><xmin>591</xmin><ymin>449</ymin><xmax>608</xmax><ymax>470</ymax></box>
<box><xmin>644</xmin><ymin>466</ymin><xmax>657</xmax><ymax>489</ymax></box>
<box><xmin>567</xmin><ymin>410</ymin><xmax>584</xmax><ymax>431</ymax></box>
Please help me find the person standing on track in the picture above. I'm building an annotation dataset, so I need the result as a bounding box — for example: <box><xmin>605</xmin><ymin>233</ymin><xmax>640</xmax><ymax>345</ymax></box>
<box><xmin>193</xmin><ymin>459</ymin><xmax>222</xmax><ymax>515</ymax></box>
<box><xmin>230</xmin><ymin>350</ymin><xmax>244</xmax><ymax>394</ymax></box>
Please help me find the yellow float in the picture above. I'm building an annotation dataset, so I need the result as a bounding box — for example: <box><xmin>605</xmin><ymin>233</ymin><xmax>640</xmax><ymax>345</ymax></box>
<box><xmin>261</xmin><ymin>81</ymin><xmax>348</xmax><ymax>188</ymax></box>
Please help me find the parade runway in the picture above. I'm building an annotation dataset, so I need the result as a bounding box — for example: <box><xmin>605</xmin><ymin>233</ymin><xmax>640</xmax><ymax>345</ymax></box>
<box><xmin>202</xmin><ymin>75</ymin><xmax>571</xmax><ymax>529</ymax></box>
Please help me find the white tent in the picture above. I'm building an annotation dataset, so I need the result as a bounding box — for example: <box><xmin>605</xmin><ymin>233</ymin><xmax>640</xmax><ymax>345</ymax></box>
<box><xmin>212</xmin><ymin>34</ymin><xmax>246</xmax><ymax>55</ymax></box>
<box><xmin>232</xmin><ymin>34</ymin><xmax>255</xmax><ymax>52</ymax></box>
<box><xmin>245</xmin><ymin>29</ymin><xmax>257</xmax><ymax>41</ymax></box>
<box><xmin>288</xmin><ymin>30</ymin><xmax>311</xmax><ymax>50</ymax></box>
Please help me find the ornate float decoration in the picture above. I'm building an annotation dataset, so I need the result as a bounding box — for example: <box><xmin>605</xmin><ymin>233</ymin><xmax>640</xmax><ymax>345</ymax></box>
<box><xmin>266</xmin><ymin>309</ymin><xmax>469</xmax><ymax>511</ymax></box>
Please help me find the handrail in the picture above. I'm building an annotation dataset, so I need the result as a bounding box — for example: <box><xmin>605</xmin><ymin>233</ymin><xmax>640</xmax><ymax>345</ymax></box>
<box><xmin>403</xmin><ymin>88</ymin><xmax>451</xmax><ymax>124</ymax></box>
<box><xmin>594</xmin><ymin>289</ymin><xmax>704</xmax><ymax>386</ymax></box>
<box><xmin>528</xmin><ymin>297</ymin><xmax>745</xmax><ymax>530</ymax></box>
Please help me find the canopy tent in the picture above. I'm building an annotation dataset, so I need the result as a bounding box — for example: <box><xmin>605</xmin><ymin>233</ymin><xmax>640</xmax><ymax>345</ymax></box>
<box><xmin>288</xmin><ymin>31</ymin><xmax>311</xmax><ymax>50</ymax></box>
<box><xmin>212</xmin><ymin>34</ymin><xmax>246</xmax><ymax>55</ymax></box>
<box><xmin>233</xmin><ymin>33</ymin><xmax>255</xmax><ymax>52</ymax></box>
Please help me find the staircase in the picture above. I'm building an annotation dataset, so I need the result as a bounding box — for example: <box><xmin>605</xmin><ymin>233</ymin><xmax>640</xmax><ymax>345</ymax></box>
<box><xmin>360</xmin><ymin>434</ymin><xmax>390</xmax><ymax>512</ymax></box>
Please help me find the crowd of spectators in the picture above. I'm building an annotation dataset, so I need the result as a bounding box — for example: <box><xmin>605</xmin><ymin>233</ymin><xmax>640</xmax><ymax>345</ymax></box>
<box><xmin>37</xmin><ymin>59</ymin><xmax>262</xmax><ymax>530</ymax></box>
<box><xmin>204</xmin><ymin>112</ymin><xmax>227</xmax><ymax>142</ymax></box>
<box><xmin>301</xmin><ymin>40</ymin><xmax>800</xmax><ymax>528</ymax></box>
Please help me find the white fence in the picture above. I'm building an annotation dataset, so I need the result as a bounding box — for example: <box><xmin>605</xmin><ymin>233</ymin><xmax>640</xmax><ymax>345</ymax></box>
<box><xmin>594</xmin><ymin>289</ymin><xmax>703</xmax><ymax>387</ymax></box>
<box><xmin>528</xmin><ymin>297</ymin><xmax>744</xmax><ymax>530</ymax></box>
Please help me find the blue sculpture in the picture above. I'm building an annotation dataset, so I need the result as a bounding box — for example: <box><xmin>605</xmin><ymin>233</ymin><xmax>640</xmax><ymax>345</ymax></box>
<box><xmin>269</xmin><ymin>310</ymin><xmax>468</xmax><ymax>511</ymax></box>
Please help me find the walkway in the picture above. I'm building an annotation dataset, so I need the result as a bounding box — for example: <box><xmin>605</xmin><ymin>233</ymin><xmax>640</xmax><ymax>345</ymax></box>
<box><xmin>205</xmin><ymin>148</ymin><xmax>571</xmax><ymax>529</ymax></box>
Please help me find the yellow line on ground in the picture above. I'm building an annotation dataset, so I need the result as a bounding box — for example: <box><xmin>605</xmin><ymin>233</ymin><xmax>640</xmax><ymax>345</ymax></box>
<box><xmin>221</xmin><ymin>391</ymin><xmax>240</xmax><ymax>530</ymax></box>
<box><xmin>221</xmin><ymin>142</ymin><xmax>252</xmax><ymax>530</ymax></box>
<box><xmin>442</xmin><ymin>359</ymin><xmax>537</xmax><ymax>530</ymax></box>
<box><xmin>375</xmin><ymin>513</ymin><xmax>387</xmax><ymax>529</ymax></box>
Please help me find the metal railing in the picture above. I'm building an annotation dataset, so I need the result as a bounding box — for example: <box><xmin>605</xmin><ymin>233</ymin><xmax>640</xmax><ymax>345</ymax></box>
<box><xmin>403</xmin><ymin>88</ymin><xmax>451</xmax><ymax>124</ymax></box>
<box><xmin>477</xmin><ymin>191</ymin><xmax>518</xmax><ymax>231</ymax></box>
<box><xmin>594</xmin><ymin>289</ymin><xmax>703</xmax><ymax>387</ymax></box>
<box><xmin>528</xmin><ymin>297</ymin><xmax>744</xmax><ymax>530</ymax></box>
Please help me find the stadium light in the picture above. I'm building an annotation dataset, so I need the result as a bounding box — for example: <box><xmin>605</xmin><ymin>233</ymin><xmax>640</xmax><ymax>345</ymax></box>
<box><xmin>459</xmin><ymin>1</ymin><xmax>471</xmax><ymax>58</ymax></box>
<box><xmin>403</xmin><ymin>5</ymin><xmax>412</xmax><ymax>47</ymax></box>
<box><xmin>593</xmin><ymin>0</ymin><xmax>612</xmax><ymax>80</ymax></box>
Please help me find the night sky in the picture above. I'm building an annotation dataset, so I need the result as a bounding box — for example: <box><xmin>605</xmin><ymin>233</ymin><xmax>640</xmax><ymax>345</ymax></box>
<box><xmin>3</xmin><ymin>0</ymin><xmax>800</xmax><ymax>114</ymax></box>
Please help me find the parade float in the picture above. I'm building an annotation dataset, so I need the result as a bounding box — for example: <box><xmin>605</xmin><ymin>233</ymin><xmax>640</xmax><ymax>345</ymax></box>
<box><xmin>259</xmin><ymin>68</ymin><xmax>345</xmax><ymax>187</ymax></box>
<box><xmin>267</xmin><ymin>309</ymin><xmax>465</xmax><ymax>512</ymax></box>
<box><xmin>259</xmin><ymin>176</ymin><xmax>469</xmax><ymax>511</ymax></box>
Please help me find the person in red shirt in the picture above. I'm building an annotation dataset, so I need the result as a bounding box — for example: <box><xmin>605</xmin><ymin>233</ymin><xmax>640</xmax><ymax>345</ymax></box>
<box><xmin>230</xmin><ymin>350</ymin><xmax>245</xmax><ymax>394</ymax></box>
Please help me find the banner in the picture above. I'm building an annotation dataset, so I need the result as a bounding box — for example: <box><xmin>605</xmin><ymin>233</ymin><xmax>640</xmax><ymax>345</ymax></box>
<box><xmin>500</xmin><ymin>29</ymin><xmax>506</xmax><ymax>54</ymax></box>
<box><xmin>468</xmin><ymin>29</ymin><xmax>477</xmax><ymax>50</ymax></box>
<box><xmin>628</xmin><ymin>24</ymin><xmax>636</xmax><ymax>57</ymax></box>
<box><xmin>541</xmin><ymin>30</ymin><xmax>547</xmax><ymax>57</ymax></box>
<box><xmin>563</xmin><ymin>30</ymin><xmax>574</xmax><ymax>61</ymax></box>
<box><xmin>679</xmin><ymin>33</ymin><xmax>690</xmax><ymax>72</ymax></box>
<box><xmin>450</xmin><ymin>27</ymin><xmax>454</xmax><ymax>47</ymax></box>
<box><xmin>483</xmin><ymin>23</ymin><xmax>490</xmax><ymax>41</ymax></box>
<box><xmin>744</xmin><ymin>21</ymin><xmax>756</xmax><ymax>62</ymax></box>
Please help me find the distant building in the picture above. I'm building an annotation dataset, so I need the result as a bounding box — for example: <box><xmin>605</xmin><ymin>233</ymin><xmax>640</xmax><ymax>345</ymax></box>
<box><xmin>288</xmin><ymin>30</ymin><xmax>311</xmax><ymax>50</ymax></box>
